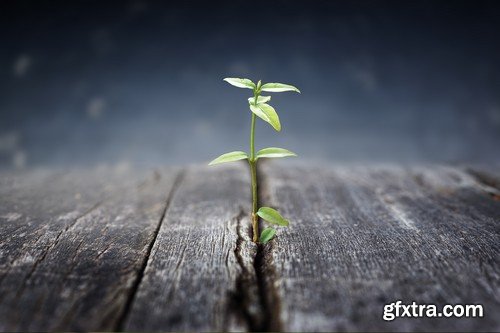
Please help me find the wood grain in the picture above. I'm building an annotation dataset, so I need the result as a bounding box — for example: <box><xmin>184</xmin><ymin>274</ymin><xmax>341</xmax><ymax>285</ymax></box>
<box><xmin>123</xmin><ymin>163</ymin><xmax>262</xmax><ymax>332</ymax></box>
<box><xmin>259</xmin><ymin>164</ymin><xmax>500</xmax><ymax>332</ymax></box>
<box><xmin>0</xmin><ymin>166</ymin><xmax>179</xmax><ymax>331</ymax></box>
<box><xmin>0</xmin><ymin>163</ymin><xmax>498</xmax><ymax>332</ymax></box>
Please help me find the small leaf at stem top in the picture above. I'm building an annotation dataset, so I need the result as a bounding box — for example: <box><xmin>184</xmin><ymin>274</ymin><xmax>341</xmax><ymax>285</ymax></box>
<box><xmin>223</xmin><ymin>78</ymin><xmax>256</xmax><ymax>90</ymax></box>
<box><xmin>259</xmin><ymin>227</ymin><xmax>276</xmax><ymax>244</ymax></box>
<box><xmin>256</xmin><ymin>147</ymin><xmax>297</xmax><ymax>160</ymax></box>
<box><xmin>248</xmin><ymin>96</ymin><xmax>271</xmax><ymax>105</ymax></box>
<box><xmin>257</xmin><ymin>207</ymin><xmax>289</xmax><ymax>226</ymax></box>
<box><xmin>261</xmin><ymin>82</ymin><xmax>300</xmax><ymax>93</ymax></box>
<box><xmin>209</xmin><ymin>151</ymin><xmax>248</xmax><ymax>165</ymax></box>
<box><xmin>249</xmin><ymin>103</ymin><xmax>281</xmax><ymax>131</ymax></box>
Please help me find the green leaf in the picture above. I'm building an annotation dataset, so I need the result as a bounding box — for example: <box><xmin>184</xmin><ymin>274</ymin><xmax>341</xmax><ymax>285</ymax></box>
<box><xmin>248</xmin><ymin>96</ymin><xmax>271</xmax><ymax>105</ymax></box>
<box><xmin>259</xmin><ymin>228</ymin><xmax>276</xmax><ymax>244</ymax></box>
<box><xmin>257</xmin><ymin>207</ymin><xmax>289</xmax><ymax>226</ymax></box>
<box><xmin>209</xmin><ymin>151</ymin><xmax>248</xmax><ymax>165</ymax></box>
<box><xmin>261</xmin><ymin>82</ymin><xmax>300</xmax><ymax>93</ymax></box>
<box><xmin>249</xmin><ymin>103</ymin><xmax>281</xmax><ymax>131</ymax></box>
<box><xmin>223</xmin><ymin>78</ymin><xmax>256</xmax><ymax>90</ymax></box>
<box><xmin>256</xmin><ymin>147</ymin><xmax>297</xmax><ymax>160</ymax></box>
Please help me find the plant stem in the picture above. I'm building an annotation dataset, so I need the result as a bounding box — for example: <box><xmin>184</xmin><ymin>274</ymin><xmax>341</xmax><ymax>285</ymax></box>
<box><xmin>250</xmin><ymin>159</ymin><xmax>258</xmax><ymax>243</ymax></box>
<box><xmin>250</xmin><ymin>91</ymin><xmax>259</xmax><ymax>243</ymax></box>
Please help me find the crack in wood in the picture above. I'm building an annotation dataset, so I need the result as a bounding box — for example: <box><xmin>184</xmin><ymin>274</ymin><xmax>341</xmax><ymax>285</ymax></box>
<box><xmin>226</xmin><ymin>169</ymin><xmax>285</xmax><ymax>332</ymax></box>
<box><xmin>254</xmin><ymin>163</ymin><xmax>284</xmax><ymax>332</ymax></box>
<box><xmin>115</xmin><ymin>169</ymin><xmax>185</xmax><ymax>331</ymax></box>
<box><xmin>223</xmin><ymin>163</ymin><xmax>286</xmax><ymax>332</ymax></box>
<box><xmin>226</xmin><ymin>208</ymin><xmax>259</xmax><ymax>331</ymax></box>
<box><xmin>2</xmin><ymin>164</ymin><xmax>498</xmax><ymax>331</ymax></box>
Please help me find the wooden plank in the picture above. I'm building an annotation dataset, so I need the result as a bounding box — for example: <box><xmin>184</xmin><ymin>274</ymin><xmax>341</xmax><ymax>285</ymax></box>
<box><xmin>1</xmin><ymin>163</ymin><xmax>498</xmax><ymax>331</ymax></box>
<box><xmin>462</xmin><ymin>163</ymin><xmax>500</xmax><ymax>184</ymax></box>
<box><xmin>259</xmin><ymin>164</ymin><xmax>500</xmax><ymax>332</ymax></box>
<box><xmin>409</xmin><ymin>165</ymin><xmax>500</xmax><ymax>224</ymax></box>
<box><xmin>0</xmin><ymin>166</ymin><xmax>179</xmax><ymax>331</ymax></box>
<box><xmin>124</xmin><ymin>163</ymin><xmax>262</xmax><ymax>332</ymax></box>
<box><xmin>461</xmin><ymin>163</ymin><xmax>500</xmax><ymax>201</ymax></box>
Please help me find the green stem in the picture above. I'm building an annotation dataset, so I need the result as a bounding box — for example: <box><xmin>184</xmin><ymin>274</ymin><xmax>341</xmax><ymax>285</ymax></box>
<box><xmin>250</xmin><ymin>91</ymin><xmax>259</xmax><ymax>243</ymax></box>
<box><xmin>250</xmin><ymin>159</ymin><xmax>258</xmax><ymax>243</ymax></box>
<box><xmin>250</xmin><ymin>113</ymin><xmax>256</xmax><ymax>160</ymax></box>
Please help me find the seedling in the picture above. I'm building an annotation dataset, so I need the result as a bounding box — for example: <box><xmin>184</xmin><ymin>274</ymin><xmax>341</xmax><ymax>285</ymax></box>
<box><xmin>209</xmin><ymin>78</ymin><xmax>300</xmax><ymax>244</ymax></box>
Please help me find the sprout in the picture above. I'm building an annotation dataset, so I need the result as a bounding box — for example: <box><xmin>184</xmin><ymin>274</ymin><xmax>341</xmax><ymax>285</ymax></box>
<box><xmin>210</xmin><ymin>78</ymin><xmax>300</xmax><ymax>244</ymax></box>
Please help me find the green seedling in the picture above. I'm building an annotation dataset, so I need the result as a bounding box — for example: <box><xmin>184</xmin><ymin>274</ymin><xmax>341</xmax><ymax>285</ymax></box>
<box><xmin>209</xmin><ymin>78</ymin><xmax>300</xmax><ymax>244</ymax></box>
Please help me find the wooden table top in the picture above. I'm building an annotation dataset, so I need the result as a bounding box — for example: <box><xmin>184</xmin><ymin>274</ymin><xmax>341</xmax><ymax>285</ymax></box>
<box><xmin>0</xmin><ymin>163</ymin><xmax>499</xmax><ymax>331</ymax></box>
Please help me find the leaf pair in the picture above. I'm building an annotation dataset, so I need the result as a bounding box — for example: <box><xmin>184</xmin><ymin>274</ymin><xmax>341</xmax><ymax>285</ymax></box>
<box><xmin>257</xmin><ymin>207</ymin><xmax>289</xmax><ymax>244</ymax></box>
<box><xmin>208</xmin><ymin>147</ymin><xmax>296</xmax><ymax>165</ymax></box>
<box><xmin>223</xmin><ymin>78</ymin><xmax>300</xmax><ymax>93</ymax></box>
<box><xmin>224</xmin><ymin>78</ymin><xmax>300</xmax><ymax>132</ymax></box>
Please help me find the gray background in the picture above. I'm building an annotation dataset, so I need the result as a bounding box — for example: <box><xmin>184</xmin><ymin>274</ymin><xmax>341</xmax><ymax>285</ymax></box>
<box><xmin>1</xmin><ymin>0</ymin><xmax>499</xmax><ymax>169</ymax></box>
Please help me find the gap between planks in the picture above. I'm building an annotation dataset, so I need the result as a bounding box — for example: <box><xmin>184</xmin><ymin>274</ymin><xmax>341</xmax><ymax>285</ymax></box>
<box><xmin>115</xmin><ymin>170</ymin><xmax>186</xmax><ymax>331</ymax></box>
<box><xmin>115</xmin><ymin>163</ymin><xmax>285</xmax><ymax>332</ymax></box>
<box><xmin>114</xmin><ymin>163</ymin><xmax>500</xmax><ymax>331</ymax></box>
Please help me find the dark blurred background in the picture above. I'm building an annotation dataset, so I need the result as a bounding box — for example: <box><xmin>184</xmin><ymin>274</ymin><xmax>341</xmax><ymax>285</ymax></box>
<box><xmin>1</xmin><ymin>0</ymin><xmax>499</xmax><ymax>169</ymax></box>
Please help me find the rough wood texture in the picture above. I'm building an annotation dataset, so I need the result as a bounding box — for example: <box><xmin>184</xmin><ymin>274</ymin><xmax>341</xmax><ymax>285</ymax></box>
<box><xmin>124</xmin><ymin>164</ymin><xmax>262</xmax><ymax>332</ymax></box>
<box><xmin>260</xmin><ymin>164</ymin><xmax>500</xmax><ymax>332</ymax></box>
<box><xmin>462</xmin><ymin>163</ymin><xmax>500</xmax><ymax>201</ymax></box>
<box><xmin>0</xmin><ymin>166</ymin><xmax>179</xmax><ymax>331</ymax></box>
<box><xmin>0</xmin><ymin>163</ymin><xmax>499</xmax><ymax>332</ymax></box>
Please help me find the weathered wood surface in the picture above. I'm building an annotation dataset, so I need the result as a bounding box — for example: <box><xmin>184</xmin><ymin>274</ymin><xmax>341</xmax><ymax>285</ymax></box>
<box><xmin>0</xmin><ymin>163</ymin><xmax>498</xmax><ymax>332</ymax></box>
<box><xmin>260</xmin><ymin>164</ymin><xmax>500</xmax><ymax>332</ymax></box>
<box><xmin>0</xmin><ymin>166</ymin><xmax>180</xmax><ymax>331</ymax></box>
<box><xmin>123</xmin><ymin>165</ymin><xmax>262</xmax><ymax>331</ymax></box>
